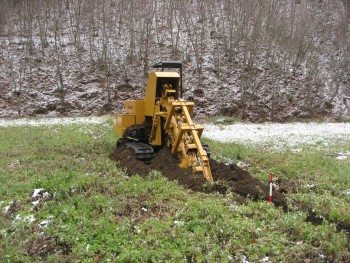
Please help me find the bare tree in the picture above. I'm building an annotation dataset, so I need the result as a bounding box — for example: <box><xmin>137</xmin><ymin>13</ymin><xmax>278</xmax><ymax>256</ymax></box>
<box><xmin>138</xmin><ymin>0</ymin><xmax>155</xmax><ymax>76</ymax></box>
<box><xmin>85</xmin><ymin>0</ymin><xmax>98</xmax><ymax>65</ymax></box>
<box><xmin>183</xmin><ymin>0</ymin><xmax>206</xmax><ymax>76</ymax></box>
<box><xmin>17</xmin><ymin>1</ymin><xmax>36</xmax><ymax>55</ymax></box>
<box><xmin>36</xmin><ymin>0</ymin><xmax>50</xmax><ymax>54</ymax></box>
<box><xmin>8</xmin><ymin>54</ymin><xmax>26</xmax><ymax>117</ymax></box>
<box><xmin>165</xmin><ymin>0</ymin><xmax>182</xmax><ymax>58</ymax></box>
<box><xmin>126</xmin><ymin>1</ymin><xmax>136</xmax><ymax>63</ymax></box>
<box><xmin>327</xmin><ymin>0</ymin><xmax>350</xmax><ymax>106</ymax></box>
<box><xmin>100</xmin><ymin>0</ymin><xmax>113</xmax><ymax>107</ymax></box>
<box><xmin>0</xmin><ymin>0</ymin><xmax>10</xmax><ymax>34</ymax></box>
<box><xmin>221</xmin><ymin>0</ymin><xmax>239</xmax><ymax>62</ymax></box>
<box><xmin>52</xmin><ymin>1</ymin><xmax>66</xmax><ymax>108</ymax></box>
<box><xmin>68</xmin><ymin>0</ymin><xmax>84</xmax><ymax>78</ymax></box>
<box><xmin>154</xmin><ymin>0</ymin><xmax>167</xmax><ymax>46</ymax></box>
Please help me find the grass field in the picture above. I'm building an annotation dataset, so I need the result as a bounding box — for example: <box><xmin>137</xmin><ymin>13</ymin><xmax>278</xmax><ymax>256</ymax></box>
<box><xmin>0</xmin><ymin>120</ymin><xmax>349</xmax><ymax>262</ymax></box>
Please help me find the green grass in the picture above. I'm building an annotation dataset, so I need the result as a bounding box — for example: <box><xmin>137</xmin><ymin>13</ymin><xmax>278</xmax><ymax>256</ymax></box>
<box><xmin>205</xmin><ymin>138</ymin><xmax>350</xmax><ymax>226</ymax></box>
<box><xmin>0</xmin><ymin>121</ymin><xmax>349</xmax><ymax>262</ymax></box>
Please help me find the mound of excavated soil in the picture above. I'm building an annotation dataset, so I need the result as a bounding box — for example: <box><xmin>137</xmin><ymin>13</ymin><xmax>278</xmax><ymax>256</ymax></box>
<box><xmin>110</xmin><ymin>144</ymin><xmax>287</xmax><ymax>208</ymax></box>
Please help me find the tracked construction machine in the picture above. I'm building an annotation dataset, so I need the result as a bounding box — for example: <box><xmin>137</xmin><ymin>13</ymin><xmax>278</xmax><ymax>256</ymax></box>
<box><xmin>113</xmin><ymin>61</ymin><xmax>213</xmax><ymax>182</ymax></box>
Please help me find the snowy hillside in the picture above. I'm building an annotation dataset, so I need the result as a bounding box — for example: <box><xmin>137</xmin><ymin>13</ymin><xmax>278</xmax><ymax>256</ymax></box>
<box><xmin>0</xmin><ymin>0</ymin><xmax>349</xmax><ymax>121</ymax></box>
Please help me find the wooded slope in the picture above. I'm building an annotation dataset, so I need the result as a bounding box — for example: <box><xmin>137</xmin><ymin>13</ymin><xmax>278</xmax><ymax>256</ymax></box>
<box><xmin>0</xmin><ymin>0</ymin><xmax>349</xmax><ymax>121</ymax></box>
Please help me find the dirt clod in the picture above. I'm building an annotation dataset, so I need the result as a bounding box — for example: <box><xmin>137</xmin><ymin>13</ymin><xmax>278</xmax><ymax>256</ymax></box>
<box><xmin>110</xmin><ymin>144</ymin><xmax>287</xmax><ymax>208</ymax></box>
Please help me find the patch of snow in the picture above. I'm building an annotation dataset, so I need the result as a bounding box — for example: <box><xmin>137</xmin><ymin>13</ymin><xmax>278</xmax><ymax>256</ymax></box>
<box><xmin>203</xmin><ymin>122</ymin><xmax>350</xmax><ymax>150</ymax></box>
<box><xmin>32</xmin><ymin>189</ymin><xmax>50</xmax><ymax>204</ymax></box>
<box><xmin>242</xmin><ymin>255</ymin><xmax>250</xmax><ymax>263</ymax></box>
<box><xmin>342</xmin><ymin>190</ymin><xmax>350</xmax><ymax>196</ymax></box>
<box><xmin>336</xmin><ymin>155</ymin><xmax>348</xmax><ymax>160</ymax></box>
<box><xmin>174</xmin><ymin>220</ymin><xmax>184</xmax><ymax>226</ymax></box>
<box><xmin>0</xmin><ymin>117</ymin><xmax>106</xmax><ymax>127</ymax></box>
<box><xmin>291</xmin><ymin>148</ymin><xmax>303</xmax><ymax>153</ymax></box>
<box><xmin>3</xmin><ymin>201</ymin><xmax>13</xmax><ymax>213</ymax></box>
<box><xmin>31</xmin><ymin>200</ymin><xmax>40</xmax><ymax>207</ymax></box>
<box><xmin>133</xmin><ymin>226</ymin><xmax>141</xmax><ymax>234</ymax></box>
<box><xmin>25</xmin><ymin>215</ymin><xmax>36</xmax><ymax>223</ymax></box>
<box><xmin>3</xmin><ymin>206</ymin><xmax>11</xmax><ymax>213</ymax></box>
<box><xmin>32</xmin><ymin>188</ymin><xmax>44</xmax><ymax>198</ymax></box>
<box><xmin>336</xmin><ymin>152</ymin><xmax>350</xmax><ymax>160</ymax></box>
<box><xmin>14</xmin><ymin>214</ymin><xmax>36</xmax><ymax>223</ymax></box>
<box><xmin>14</xmin><ymin>214</ymin><xmax>22</xmax><ymax>222</ymax></box>
<box><xmin>259</xmin><ymin>257</ymin><xmax>270</xmax><ymax>263</ymax></box>
<box><xmin>39</xmin><ymin>220</ymin><xmax>49</xmax><ymax>228</ymax></box>
<box><xmin>236</xmin><ymin>161</ymin><xmax>250</xmax><ymax>168</ymax></box>
<box><xmin>39</xmin><ymin>216</ymin><xmax>54</xmax><ymax>228</ymax></box>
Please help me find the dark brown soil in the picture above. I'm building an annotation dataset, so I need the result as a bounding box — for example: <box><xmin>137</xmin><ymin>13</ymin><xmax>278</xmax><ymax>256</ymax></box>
<box><xmin>110</xmin><ymin>144</ymin><xmax>288</xmax><ymax>209</ymax></box>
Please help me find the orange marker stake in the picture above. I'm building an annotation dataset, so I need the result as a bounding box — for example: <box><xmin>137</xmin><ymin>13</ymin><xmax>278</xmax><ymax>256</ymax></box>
<box><xmin>268</xmin><ymin>173</ymin><xmax>273</xmax><ymax>203</ymax></box>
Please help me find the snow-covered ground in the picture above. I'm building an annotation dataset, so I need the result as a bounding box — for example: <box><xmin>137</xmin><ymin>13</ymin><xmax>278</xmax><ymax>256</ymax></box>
<box><xmin>0</xmin><ymin>116</ymin><xmax>106</xmax><ymax>127</ymax></box>
<box><xmin>1</xmin><ymin>117</ymin><xmax>349</xmax><ymax>151</ymax></box>
<box><xmin>203</xmin><ymin>122</ymin><xmax>350</xmax><ymax>150</ymax></box>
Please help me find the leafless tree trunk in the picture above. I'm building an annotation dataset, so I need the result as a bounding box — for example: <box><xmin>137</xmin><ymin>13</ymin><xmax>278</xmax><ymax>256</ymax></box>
<box><xmin>52</xmin><ymin>2</ymin><xmax>66</xmax><ymax>108</ymax></box>
<box><xmin>327</xmin><ymin>1</ymin><xmax>350</xmax><ymax>105</ymax></box>
<box><xmin>37</xmin><ymin>0</ymin><xmax>50</xmax><ymax>54</ymax></box>
<box><xmin>0</xmin><ymin>0</ymin><xmax>10</xmax><ymax>34</ymax></box>
<box><xmin>101</xmin><ymin>0</ymin><xmax>114</xmax><ymax>108</ymax></box>
<box><xmin>86</xmin><ymin>0</ymin><xmax>97</xmax><ymax>65</ymax></box>
<box><xmin>183</xmin><ymin>0</ymin><xmax>206</xmax><ymax>76</ymax></box>
<box><xmin>68</xmin><ymin>0</ymin><xmax>84</xmax><ymax>78</ymax></box>
<box><xmin>9</xmin><ymin>54</ymin><xmax>26</xmax><ymax>117</ymax></box>
<box><xmin>23</xmin><ymin>1</ymin><xmax>35</xmax><ymax>55</ymax></box>
<box><xmin>127</xmin><ymin>1</ymin><xmax>136</xmax><ymax>63</ymax></box>
<box><xmin>138</xmin><ymin>0</ymin><xmax>155</xmax><ymax>76</ymax></box>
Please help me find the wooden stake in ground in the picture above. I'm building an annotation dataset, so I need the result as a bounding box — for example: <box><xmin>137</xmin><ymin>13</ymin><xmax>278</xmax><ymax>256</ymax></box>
<box><xmin>269</xmin><ymin>173</ymin><xmax>273</xmax><ymax>203</ymax></box>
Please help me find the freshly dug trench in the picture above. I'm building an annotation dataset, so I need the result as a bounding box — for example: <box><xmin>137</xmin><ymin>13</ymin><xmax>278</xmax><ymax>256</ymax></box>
<box><xmin>110</xmin><ymin>144</ymin><xmax>287</xmax><ymax>208</ymax></box>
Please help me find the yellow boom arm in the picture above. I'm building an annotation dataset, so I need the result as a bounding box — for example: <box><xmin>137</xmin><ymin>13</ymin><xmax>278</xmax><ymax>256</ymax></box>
<box><xmin>150</xmin><ymin>83</ymin><xmax>213</xmax><ymax>182</ymax></box>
